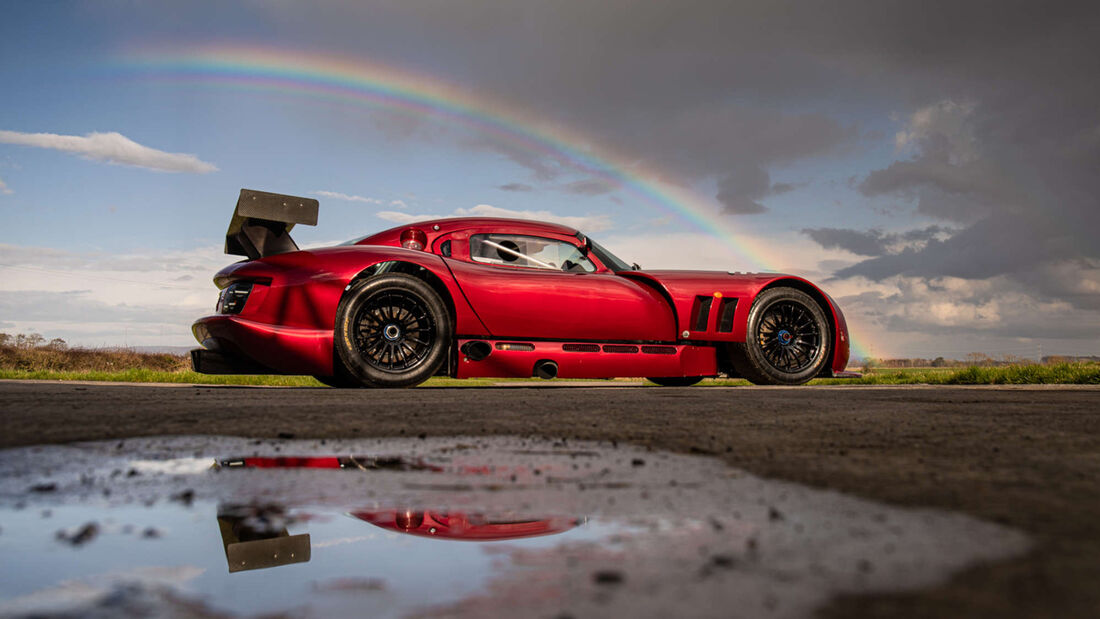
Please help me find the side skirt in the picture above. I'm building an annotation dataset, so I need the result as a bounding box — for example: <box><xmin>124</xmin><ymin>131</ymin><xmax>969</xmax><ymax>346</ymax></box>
<box><xmin>454</xmin><ymin>339</ymin><xmax>718</xmax><ymax>379</ymax></box>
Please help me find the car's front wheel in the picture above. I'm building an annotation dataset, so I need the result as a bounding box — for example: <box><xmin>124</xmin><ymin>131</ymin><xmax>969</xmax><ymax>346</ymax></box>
<box><xmin>335</xmin><ymin>274</ymin><xmax>452</xmax><ymax>388</ymax></box>
<box><xmin>728</xmin><ymin>287</ymin><xmax>831</xmax><ymax>385</ymax></box>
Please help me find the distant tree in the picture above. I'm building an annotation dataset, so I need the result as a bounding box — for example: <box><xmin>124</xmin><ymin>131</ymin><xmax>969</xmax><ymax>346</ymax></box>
<box><xmin>861</xmin><ymin>357</ymin><xmax>878</xmax><ymax>372</ymax></box>
<box><xmin>965</xmin><ymin>352</ymin><xmax>991</xmax><ymax>366</ymax></box>
<box><xmin>15</xmin><ymin>333</ymin><xmax>45</xmax><ymax>349</ymax></box>
<box><xmin>46</xmin><ymin>338</ymin><xmax>68</xmax><ymax>351</ymax></box>
<box><xmin>931</xmin><ymin>356</ymin><xmax>946</xmax><ymax>367</ymax></box>
<box><xmin>0</xmin><ymin>333</ymin><xmax>10</xmax><ymax>347</ymax></box>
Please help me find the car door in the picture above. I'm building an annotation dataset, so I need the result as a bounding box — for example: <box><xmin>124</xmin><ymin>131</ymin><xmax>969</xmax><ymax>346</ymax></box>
<box><xmin>443</xmin><ymin>231</ymin><xmax>677</xmax><ymax>341</ymax></box>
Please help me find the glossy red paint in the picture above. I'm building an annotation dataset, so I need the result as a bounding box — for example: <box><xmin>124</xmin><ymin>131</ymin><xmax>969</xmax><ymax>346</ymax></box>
<box><xmin>444</xmin><ymin>259</ymin><xmax>676</xmax><ymax>341</ymax></box>
<box><xmin>192</xmin><ymin>215</ymin><xmax>852</xmax><ymax>380</ymax></box>
<box><xmin>456</xmin><ymin>339</ymin><xmax>717</xmax><ymax>379</ymax></box>
<box><xmin>623</xmin><ymin>270</ymin><xmax>851</xmax><ymax>374</ymax></box>
<box><xmin>193</xmin><ymin>244</ymin><xmax>490</xmax><ymax>375</ymax></box>
<box><xmin>194</xmin><ymin>314</ymin><xmax>333</xmax><ymax>375</ymax></box>
<box><xmin>353</xmin><ymin>509</ymin><xmax>579</xmax><ymax>541</ymax></box>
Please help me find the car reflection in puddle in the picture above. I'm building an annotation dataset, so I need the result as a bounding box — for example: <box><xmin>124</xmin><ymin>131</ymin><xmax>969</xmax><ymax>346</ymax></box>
<box><xmin>0</xmin><ymin>436</ymin><xmax>1029</xmax><ymax>619</ymax></box>
<box><xmin>212</xmin><ymin>454</ymin><xmax>580</xmax><ymax>575</ymax></box>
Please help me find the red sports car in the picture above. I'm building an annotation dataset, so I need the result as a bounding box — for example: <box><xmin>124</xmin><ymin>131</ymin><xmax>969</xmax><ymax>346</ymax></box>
<box><xmin>192</xmin><ymin>189</ymin><xmax>853</xmax><ymax>387</ymax></box>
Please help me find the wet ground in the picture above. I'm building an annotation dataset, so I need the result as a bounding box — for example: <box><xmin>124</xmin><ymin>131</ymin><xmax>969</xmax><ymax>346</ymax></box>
<box><xmin>1</xmin><ymin>381</ymin><xmax>1099</xmax><ymax>617</ymax></box>
<box><xmin>0</xmin><ymin>436</ymin><xmax>1027</xmax><ymax>618</ymax></box>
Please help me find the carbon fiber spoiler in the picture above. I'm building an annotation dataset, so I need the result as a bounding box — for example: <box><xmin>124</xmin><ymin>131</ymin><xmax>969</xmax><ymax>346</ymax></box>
<box><xmin>225</xmin><ymin>189</ymin><xmax>319</xmax><ymax>260</ymax></box>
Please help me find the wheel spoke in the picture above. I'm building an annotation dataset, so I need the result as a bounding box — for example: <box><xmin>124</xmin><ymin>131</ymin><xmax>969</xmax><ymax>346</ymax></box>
<box><xmin>755</xmin><ymin>300</ymin><xmax>823</xmax><ymax>374</ymax></box>
<box><xmin>353</xmin><ymin>288</ymin><xmax>437</xmax><ymax>373</ymax></box>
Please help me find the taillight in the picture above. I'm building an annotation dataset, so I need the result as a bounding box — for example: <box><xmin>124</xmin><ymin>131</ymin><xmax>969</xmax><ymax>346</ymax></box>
<box><xmin>400</xmin><ymin>228</ymin><xmax>428</xmax><ymax>251</ymax></box>
<box><xmin>216</xmin><ymin>281</ymin><xmax>253</xmax><ymax>314</ymax></box>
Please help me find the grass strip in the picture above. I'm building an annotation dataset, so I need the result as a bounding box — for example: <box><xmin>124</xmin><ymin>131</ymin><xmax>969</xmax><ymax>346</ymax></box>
<box><xmin>1</xmin><ymin>363</ymin><xmax>1096</xmax><ymax>387</ymax></box>
<box><xmin>811</xmin><ymin>363</ymin><xmax>1100</xmax><ymax>386</ymax></box>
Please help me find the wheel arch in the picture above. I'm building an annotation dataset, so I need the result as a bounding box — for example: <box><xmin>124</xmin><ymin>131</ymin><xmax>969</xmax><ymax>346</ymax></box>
<box><xmin>345</xmin><ymin>261</ymin><xmax>459</xmax><ymax>327</ymax></box>
<box><xmin>759</xmin><ymin>277</ymin><xmax>840</xmax><ymax>377</ymax></box>
<box><xmin>335</xmin><ymin>260</ymin><xmax>461</xmax><ymax>379</ymax></box>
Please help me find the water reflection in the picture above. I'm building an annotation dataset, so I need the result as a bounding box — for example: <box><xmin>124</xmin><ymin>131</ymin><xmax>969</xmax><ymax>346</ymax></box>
<box><xmin>217</xmin><ymin>503</ymin><xmax>311</xmax><ymax>572</ymax></box>
<box><xmin>211</xmin><ymin>453</ymin><xmax>581</xmax><ymax>573</ymax></box>
<box><xmin>0</xmin><ymin>436</ymin><xmax>1030</xmax><ymax>619</ymax></box>
<box><xmin>353</xmin><ymin>509</ymin><xmax>580</xmax><ymax>541</ymax></box>
<box><xmin>216</xmin><ymin>455</ymin><xmax>443</xmax><ymax>472</ymax></box>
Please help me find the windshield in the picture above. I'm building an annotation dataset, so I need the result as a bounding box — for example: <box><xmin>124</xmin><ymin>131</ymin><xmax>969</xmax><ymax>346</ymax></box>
<box><xmin>578</xmin><ymin>234</ymin><xmax>634</xmax><ymax>271</ymax></box>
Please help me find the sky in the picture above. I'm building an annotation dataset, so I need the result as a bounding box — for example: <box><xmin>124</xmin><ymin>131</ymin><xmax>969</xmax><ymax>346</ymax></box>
<box><xmin>2</xmin><ymin>1</ymin><xmax>1099</xmax><ymax>360</ymax></box>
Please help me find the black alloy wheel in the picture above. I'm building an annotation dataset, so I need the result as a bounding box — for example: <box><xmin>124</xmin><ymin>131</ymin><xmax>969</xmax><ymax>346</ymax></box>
<box><xmin>335</xmin><ymin>274</ymin><xmax>451</xmax><ymax>388</ymax></box>
<box><xmin>729</xmin><ymin>287</ymin><xmax>831</xmax><ymax>385</ymax></box>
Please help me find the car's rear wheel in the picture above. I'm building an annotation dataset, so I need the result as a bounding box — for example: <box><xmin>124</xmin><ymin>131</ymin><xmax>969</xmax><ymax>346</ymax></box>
<box><xmin>646</xmin><ymin>376</ymin><xmax>703</xmax><ymax>387</ymax></box>
<box><xmin>335</xmin><ymin>274</ymin><xmax>451</xmax><ymax>388</ymax></box>
<box><xmin>729</xmin><ymin>287</ymin><xmax>831</xmax><ymax>385</ymax></box>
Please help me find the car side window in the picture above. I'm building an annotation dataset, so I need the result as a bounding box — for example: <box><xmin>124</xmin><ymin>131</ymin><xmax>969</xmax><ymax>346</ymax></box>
<box><xmin>469</xmin><ymin>234</ymin><xmax>596</xmax><ymax>272</ymax></box>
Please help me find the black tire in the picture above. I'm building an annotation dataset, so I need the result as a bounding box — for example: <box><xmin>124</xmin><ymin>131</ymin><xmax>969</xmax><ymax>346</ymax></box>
<box><xmin>335</xmin><ymin>274</ymin><xmax>452</xmax><ymax>388</ymax></box>
<box><xmin>729</xmin><ymin>287</ymin><xmax>831</xmax><ymax>385</ymax></box>
<box><xmin>646</xmin><ymin>376</ymin><xmax>704</xmax><ymax>387</ymax></box>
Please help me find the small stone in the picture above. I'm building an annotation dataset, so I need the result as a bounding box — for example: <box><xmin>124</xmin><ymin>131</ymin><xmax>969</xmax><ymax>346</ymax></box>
<box><xmin>592</xmin><ymin>570</ymin><xmax>624</xmax><ymax>585</ymax></box>
<box><xmin>57</xmin><ymin>522</ymin><xmax>99</xmax><ymax>546</ymax></box>
<box><xmin>170</xmin><ymin>489</ymin><xmax>195</xmax><ymax>506</ymax></box>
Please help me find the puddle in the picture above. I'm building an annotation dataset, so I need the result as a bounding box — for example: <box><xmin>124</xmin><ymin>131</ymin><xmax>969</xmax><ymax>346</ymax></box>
<box><xmin>0</xmin><ymin>436</ymin><xmax>1029</xmax><ymax>618</ymax></box>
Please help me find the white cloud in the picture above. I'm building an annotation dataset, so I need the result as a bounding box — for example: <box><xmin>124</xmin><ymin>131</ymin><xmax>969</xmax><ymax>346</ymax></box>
<box><xmin>0</xmin><ymin>130</ymin><xmax>217</xmax><ymax>173</ymax></box>
<box><xmin>314</xmin><ymin>190</ymin><xmax>381</xmax><ymax>204</ymax></box>
<box><xmin>377</xmin><ymin>204</ymin><xmax>612</xmax><ymax>232</ymax></box>
<box><xmin>389</xmin><ymin>199</ymin><xmax>408</xmax><ymax>208</ymax></box>
<box><xmin>0</xmin><ymin>176</ymin><xmax>11</xmax><ymax>195</ymax></box>
<box><xmin>0</xmin><ymin>243</ymin><xmax>229</xmax><ymax>347</ymax></box>
<box><xmin>375</xmin><ymin>211</ymin><xmax>437</xmax><ymax>225</ymax></box>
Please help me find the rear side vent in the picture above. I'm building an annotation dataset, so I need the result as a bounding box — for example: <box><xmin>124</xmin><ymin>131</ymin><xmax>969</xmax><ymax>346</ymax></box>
<box><xmin>641</xmin><ymin>345</ymin><xmax>677</xmax><ymax>355</ymax></box>
<box><xmin>717</xmin><ymin>298</ymin><xmax>739</xmax><ymax>333</ymax></box>
<box><xmin>562</xmin><ymin>343</ymin><xmax>600</xmax><ymax>352</ymax></box>
<box><xmin>603</xmin><ymin>345</ymin><xmax>639</xmax><ymax>354</ymax></box>
<box><xmin>691</xmin><ymin>296</ymin><xmax>713</xmax><ymax>332</ymax></box>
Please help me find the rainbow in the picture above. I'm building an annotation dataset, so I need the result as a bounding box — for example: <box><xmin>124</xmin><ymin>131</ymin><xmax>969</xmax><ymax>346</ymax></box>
<box><xmin>118</xmin><ymin>44</ymin><xmax>871</xmax><ymax>360</ymax></box>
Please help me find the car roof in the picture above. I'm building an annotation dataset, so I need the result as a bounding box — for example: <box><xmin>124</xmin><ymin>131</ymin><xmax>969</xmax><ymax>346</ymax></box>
<box><xmin>352</xmin><ymin>217</ymin><xmax>581</xmax><ymax>246</ymax></box>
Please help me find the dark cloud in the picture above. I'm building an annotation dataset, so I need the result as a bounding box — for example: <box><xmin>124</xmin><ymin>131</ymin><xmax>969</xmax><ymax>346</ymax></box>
<box><xmin>803</xmin><ymin>225</ymin><xmax>950</xmax><ymax>257</ymax></box>
<box><xmin>560</xmin><ymin>178</ymin><xmax>620</xmax><ymax>196</ymax></box>
<box><xmin>769</xmin><ymin>182</ymin><xmax>799</xmax><ymax>196</ymax></box>
<box><xmin>240</xmin><ymin>1</ymin><xmax>1100</xmax><ymax>317</ymax></box>
<box><xmin>716</xmin><ymin>165</ymin><xmax>770</xmax><ymax>215</ymax></box>
<box><xmin>498</xmin><ymin>182</ymin><xmax>534</xmax><ymax>192</ymax></box>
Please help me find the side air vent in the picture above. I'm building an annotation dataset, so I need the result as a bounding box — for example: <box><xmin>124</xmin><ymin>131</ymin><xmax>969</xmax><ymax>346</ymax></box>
<box><xmin>562</xmin><ymin>343</ymin><xmax>601</xmax><ymax>352</ymax></box>
<box><xmin>717</xmin><ymin>298</ymin><xmax>739</xmax><ymax>333</ymax></box>
<box><xmin>691</xmin><ymin>296</ymin><xmax>713</xmax><ymax>332</ymax></box>
<box><xmin>641</xmin><ymin>345</ymin><xmax>677</xmax><ymax>355</ymax></box>
<box><xmin>496</xmin><ymin>342</ymin><xmax>535</xmax><ymax>351</ymax></box>
<box><xmin>603</xmin><ymin>345</ymin><xmax>640</xmax><ymax>354</ymax></box>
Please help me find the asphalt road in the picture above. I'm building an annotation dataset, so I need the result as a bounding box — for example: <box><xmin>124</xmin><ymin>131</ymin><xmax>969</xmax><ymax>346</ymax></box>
<box><xmin>2</xmin><ymin>380</ymin><xmax>1099</xmax><ymax>618</ymax></box>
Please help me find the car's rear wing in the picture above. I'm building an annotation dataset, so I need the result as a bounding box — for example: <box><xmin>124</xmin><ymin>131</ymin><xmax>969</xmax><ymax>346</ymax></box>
<box><xmin>225</xmin><ymin>189</ymin><xmax>319</xmax><ymax>260</ymax></box>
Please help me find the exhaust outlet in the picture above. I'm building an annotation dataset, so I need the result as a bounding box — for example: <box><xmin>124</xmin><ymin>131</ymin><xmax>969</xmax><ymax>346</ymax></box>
<box><xmin>533</xmin><ymin>360</ymin><xmax>558</xmax><ymax>380</ymax></box>
<box><xmin>460</xmin><ymin>341</ymin><xmax>492</xmax><ymax>362</ymax></box>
